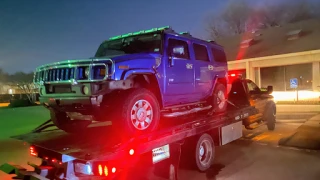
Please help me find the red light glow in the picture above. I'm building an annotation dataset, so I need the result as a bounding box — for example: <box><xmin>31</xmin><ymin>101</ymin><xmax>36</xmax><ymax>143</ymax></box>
<box><xmin>98</xmin><ymin>165</ymin><xmax>103</xmax><ymax>176</ymax></box>
<box><xmin>230</xmin><ymin>74</ymin><xmax>236</xmax><ymax>77</ymax></box>
<box><xmin>104</xmin><ymin>166</ymin><xmax>108</xmax><ymax>176</ymax></box>
<box><xmin>52</xmin><ymin>159</ymin><xmax>56</xmax><ymax>163</ymax></box>
<box><xmin>129</xmin><ymin>149</ymin><xmax>134</xmax><ymax>155</ymax></box>
<box><xmin>112</xmin><ymin>167</ymin><xmax>116</xmax><ymax>173</ymax></box>
<box><xmin>30</xmin><ymin>146</ymin><xmax>37</xmax><ymax>156</ymax></box>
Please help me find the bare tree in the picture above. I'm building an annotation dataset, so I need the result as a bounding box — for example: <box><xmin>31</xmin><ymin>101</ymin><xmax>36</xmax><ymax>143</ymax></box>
<box><xmin>206</xmin><ymin>0</ymin><xmax>320</xmax><ymax>39</ymax></box>
<box><xmin>16</xmin><ymin>82</ymin><xmax>38</xmax><ymax>104</ymax></box>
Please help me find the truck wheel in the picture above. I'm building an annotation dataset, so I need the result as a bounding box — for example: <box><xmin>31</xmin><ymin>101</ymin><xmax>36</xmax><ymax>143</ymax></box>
<box><xmin>50</xmin><ymin>110</ymin><xmax>91</xmax><ymax>133</ymax></box>
<box><xmin>264</xmin><ymin>103</ymin><xmax>276</xmax><ymax>131</ymax></box>
<box><xmin>212</xmin><ymin>83</ymin><xmax>227</xmax><ymax>113</ymax></box>
<box><xmin>194</xmin><ymin>133</ymin><xmax>215</xmax><ymax>172</ymax></box>
<box><xmin>116</xmin><ymin>88</ymin><xmax>160</xmax><ymax>135</ymax></box>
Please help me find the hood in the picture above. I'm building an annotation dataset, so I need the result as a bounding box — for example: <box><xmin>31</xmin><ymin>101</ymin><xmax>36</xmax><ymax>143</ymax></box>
<box><xmin>36</xmin><ymin>53</ymin><xmax>160</xmax><ymax>70</ymax></box>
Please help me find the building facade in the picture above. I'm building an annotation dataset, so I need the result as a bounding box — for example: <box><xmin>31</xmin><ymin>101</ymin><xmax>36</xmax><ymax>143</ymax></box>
<box><xmin>216</xmin><ymin>19</ymin><xmax>320</xmax><ymax>101</ymax></box>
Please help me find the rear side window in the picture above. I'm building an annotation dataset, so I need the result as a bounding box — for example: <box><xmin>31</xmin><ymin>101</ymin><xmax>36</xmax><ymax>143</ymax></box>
<box><xmin>193</xmin><ymin>43</ymin><xmax>210</xmax><ymax>61</ymax></box>
<box><xmin>212</xmin><ymin>48</ymin><xmax>227</xmax><ymax>63</ymax></box>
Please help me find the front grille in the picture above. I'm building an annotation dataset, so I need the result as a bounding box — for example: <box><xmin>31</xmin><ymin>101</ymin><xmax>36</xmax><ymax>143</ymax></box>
<box><xmin>33</xmin><ymin>59</ymin><xmax>114</xmax><ymax>84</ymax></box>
<box><xmin>35</xmin><ymin>67</ymin><xmax>75</xmax><ymax>83</ymax></box>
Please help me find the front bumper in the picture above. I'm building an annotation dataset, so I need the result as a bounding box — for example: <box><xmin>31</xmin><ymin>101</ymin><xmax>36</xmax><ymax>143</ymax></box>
<box><xmin>39</xmin><ymin>95</ymin><xmax>103</xmax><ymax>113</ymax></box>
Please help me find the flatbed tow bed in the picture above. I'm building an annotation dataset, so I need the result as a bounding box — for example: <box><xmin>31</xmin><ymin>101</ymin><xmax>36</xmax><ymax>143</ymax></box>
<box><xmin>1</xmin><ymin>78</ymin><xmax>270</xmax><ymax>180</ymax></box>
<box><xmin>0</xmin><ymin>104</ymin><xmax>257</xmax><ymax>180</ymax></box>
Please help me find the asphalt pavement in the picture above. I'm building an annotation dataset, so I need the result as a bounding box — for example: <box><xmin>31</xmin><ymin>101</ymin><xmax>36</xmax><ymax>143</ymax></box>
<box><xmin>0</xmin><ymin>106</ymin><xmax>320</xmax><ymax>179</ymax></box>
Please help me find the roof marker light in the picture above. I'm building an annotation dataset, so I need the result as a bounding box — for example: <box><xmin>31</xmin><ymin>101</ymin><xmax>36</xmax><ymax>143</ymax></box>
<box><xmin>109</xmin><ymin>26</ymin><xmax>171</xmax><ymax>40</ymax></box>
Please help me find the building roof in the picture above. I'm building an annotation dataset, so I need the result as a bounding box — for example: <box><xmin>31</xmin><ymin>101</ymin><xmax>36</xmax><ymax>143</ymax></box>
<box><xmin>215</xmin><ymin>19</ymin><xmax>320</xmax><ymax>61</ymax></box>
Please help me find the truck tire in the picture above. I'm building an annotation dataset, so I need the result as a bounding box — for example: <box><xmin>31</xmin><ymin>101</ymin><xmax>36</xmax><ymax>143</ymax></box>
<box><xmin>115</xmin><ymin>88</ymin><xmax>160</xmax><ymax>136</ymax></box>
<box><xmin>212</xmin><ymin>83</ymin><xmax>227</xmax><ymax>113</ymax></box>
<box><xmin>50</xmin><ymin>110</ymin><xmax>91</xmax><ymax>133</ymax></box>
<box><xmin>264</xmin><ymin>103</ymin><xmax>276</xmax><ymax>131</ymax></box>
<box><xmin>194</xmin><ymin>133</ymin><xmax>215</xmax><ymax>172</ymax></box>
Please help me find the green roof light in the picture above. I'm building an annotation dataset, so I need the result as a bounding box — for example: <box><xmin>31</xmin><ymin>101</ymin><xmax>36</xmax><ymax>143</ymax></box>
<box><xmin>108</xmin><ymin>26</ymin><xmax>171</xmax><ymax>40</ymax></box>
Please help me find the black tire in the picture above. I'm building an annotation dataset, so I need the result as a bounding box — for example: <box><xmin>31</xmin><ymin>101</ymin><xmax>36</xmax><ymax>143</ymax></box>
<box><xmin>50</xmin><ymin>110</ymin><xmax>91</xmax><ymax>133</ymax></box>
<box><xmin>264</xmin><ymin>103</ymin><xmax>276</xmax><ymax>131</ymax></box>
<box><xmin>212</xmin><ymin>83</ymin><xmax>227</xmax><ymax>113</ymax></box>
<box><xmin>114</xmin><ymin>88</ymin><xmax>160</xmax><ymax>136</ymax></box>
<box><xmin>193</xmin><ymin>133</ymin><xmax>215</xmax><ymax>172</ymax></box>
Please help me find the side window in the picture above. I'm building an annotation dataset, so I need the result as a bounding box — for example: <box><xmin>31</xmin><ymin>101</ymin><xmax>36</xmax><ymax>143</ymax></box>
<box><xmin>167</xmin><ymin>38</ymin><xmax>190</xmax><ymax>59</ymax></box>
<box><xmin>247</xmin><ymin>80</ymin><xmax>261</xmax><ymax>94</ymax></box>
<box><xmin>193</xmin><ymin>43</ymin><xmax>210</xmax><ymax>61</ymax></box>
<box><xmin>212</xmin><ymin>48</ymin><xmax>227</xmax><ymax>63</ymax></box>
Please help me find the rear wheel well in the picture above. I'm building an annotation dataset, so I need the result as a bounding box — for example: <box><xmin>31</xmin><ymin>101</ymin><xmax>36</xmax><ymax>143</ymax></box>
<box><xmin>217</xmin><ymin>78</ymin><xmax>227</xmax><ymax>87</ymax></box>
<box><xmin>128</xmin><ymin>74</ymin><xmax>163</xmax><ymax>108</ymax></box>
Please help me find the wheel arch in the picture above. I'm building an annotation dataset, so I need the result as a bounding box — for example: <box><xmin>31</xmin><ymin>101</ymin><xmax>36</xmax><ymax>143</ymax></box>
<box><xmin>125</xmin><ymin>72</ymin><xmax>164</xmax><ymax>109</ymax></box>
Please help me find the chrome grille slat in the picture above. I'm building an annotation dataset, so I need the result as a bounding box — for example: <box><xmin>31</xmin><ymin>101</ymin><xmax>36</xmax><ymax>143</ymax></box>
<box><xmin>34</xmin><ymin>60</ymin><xmax>115</xmax><ymax>84</ymax></box>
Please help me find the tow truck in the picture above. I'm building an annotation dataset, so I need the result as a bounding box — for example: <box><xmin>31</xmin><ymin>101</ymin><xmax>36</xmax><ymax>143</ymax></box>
<box><xmin>0</xmin><ymin>78</ymin><xmax>276</xmax><ymax>180</ymax></box>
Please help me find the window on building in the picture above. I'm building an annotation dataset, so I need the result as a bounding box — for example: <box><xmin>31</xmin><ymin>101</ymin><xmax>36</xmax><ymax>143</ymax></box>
<box><xmin>260</xmin><ymin>63</ymin><xmax>312</xmax><ymax>91</ymax></box>
<box><xmin>193</xmin><ymin>43</ymin><xmax>209</xmax><ymax>61</ymax></box>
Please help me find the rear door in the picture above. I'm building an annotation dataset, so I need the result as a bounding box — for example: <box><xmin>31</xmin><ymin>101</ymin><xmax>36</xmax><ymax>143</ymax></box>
<box><xmin>192</xmin><ymin>42</ymin><xmax>213</xmax><ymax>99</ymax></box>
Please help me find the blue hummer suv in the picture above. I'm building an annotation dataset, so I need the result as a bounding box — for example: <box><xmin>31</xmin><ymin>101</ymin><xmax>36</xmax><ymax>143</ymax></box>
<box><xmin>33</xmin><ymin>26</ymin><xmax>228</xmax><ymax>135</ymax></box>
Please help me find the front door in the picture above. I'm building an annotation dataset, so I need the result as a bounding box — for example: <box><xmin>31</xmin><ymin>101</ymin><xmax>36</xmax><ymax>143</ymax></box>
<box><xmin>162</xmin><ymin>36</ymin><xmax>195</xmax><ymax>106</ymax></box>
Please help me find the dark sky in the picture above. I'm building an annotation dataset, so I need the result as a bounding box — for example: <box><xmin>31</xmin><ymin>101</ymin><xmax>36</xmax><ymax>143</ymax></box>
<box><xmin>0</xmin><ymin>0</ymin><xmax>316</xmax><ymax>74</ymax></box>
<box><xmin>0</xmin><ymin>0</ymin><xmax>225</xmax><ymax>74</ymax></box>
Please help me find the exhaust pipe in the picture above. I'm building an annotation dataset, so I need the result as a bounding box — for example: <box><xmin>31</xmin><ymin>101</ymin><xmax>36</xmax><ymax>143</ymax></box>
<box><xmin>162</xmin><ymin>105</ymin><xmax>212</xmax><ymax>118</ymax></box>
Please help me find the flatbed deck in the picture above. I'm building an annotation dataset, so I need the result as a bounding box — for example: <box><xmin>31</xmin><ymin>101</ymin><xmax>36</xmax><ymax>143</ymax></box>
<box><xmin>11</xmin><ymin>105</ymin><xmax>257</xmax><ymax>164</ymax></box>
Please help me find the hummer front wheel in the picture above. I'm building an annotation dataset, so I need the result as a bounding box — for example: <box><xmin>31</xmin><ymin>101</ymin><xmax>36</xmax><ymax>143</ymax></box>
<box><xmin>116</xmin><ymin>88</ymin><xmax>160</xmax><ymax>135</ymax></box>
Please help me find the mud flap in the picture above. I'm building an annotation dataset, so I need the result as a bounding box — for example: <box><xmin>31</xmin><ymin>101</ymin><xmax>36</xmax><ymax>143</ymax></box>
<box><xmin>153</xmin><ymin>143</ymin><xmax>182</xmax><ymax>180</ymax></box>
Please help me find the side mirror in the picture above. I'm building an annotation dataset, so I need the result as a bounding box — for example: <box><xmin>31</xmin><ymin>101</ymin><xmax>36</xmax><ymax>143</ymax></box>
<box><xmin>168</xmin><ymin>46</ymin><xmax>185</xmax><ymax>67</ymax></box>
<box><xmin>267</xmin><ymin>85</ymin><xmax>273</xmax><ymax>94</ymax></box>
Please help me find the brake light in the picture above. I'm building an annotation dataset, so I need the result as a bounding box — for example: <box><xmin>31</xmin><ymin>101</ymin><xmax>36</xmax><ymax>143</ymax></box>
<box><xmin>230</xmin><ymin>74</ymin><xmax>236</xmax><ymax>77</ymax></box>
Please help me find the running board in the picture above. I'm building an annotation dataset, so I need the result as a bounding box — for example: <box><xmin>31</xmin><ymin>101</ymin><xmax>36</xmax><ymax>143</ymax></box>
<box><xmin>162</xmin><ymin>105</ymin><xmax>212</xmax><ymax>118</ymax></box>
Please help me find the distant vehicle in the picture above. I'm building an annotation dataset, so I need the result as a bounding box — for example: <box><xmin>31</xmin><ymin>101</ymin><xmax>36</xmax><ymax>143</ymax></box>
<box><xmin>33</xmin><ymin>26</ymin><xmax>229</xmax><ymax>135</ymax></box>
<box><xmin>227</xmin><ymin>75</ymin><xmax>276</xmax><ymax>130</ymax></box>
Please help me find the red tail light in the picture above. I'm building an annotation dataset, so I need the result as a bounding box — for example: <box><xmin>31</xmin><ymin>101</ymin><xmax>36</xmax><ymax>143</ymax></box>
<box><xmin>94</xmin><ymin>163</ymin><xmax>117</xmax><ymax>176</ymax></box>
<box><xmin>30</xmin><ymin>146</ymin><xmax>37</xmax><ymax>156</ymax></box>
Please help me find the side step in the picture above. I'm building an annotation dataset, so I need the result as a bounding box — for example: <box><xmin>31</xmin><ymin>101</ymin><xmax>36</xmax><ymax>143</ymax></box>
<box><xmin>162</xmin><ymin>105</ymin><xmax>212</xmax><ymax>118</ymax></box>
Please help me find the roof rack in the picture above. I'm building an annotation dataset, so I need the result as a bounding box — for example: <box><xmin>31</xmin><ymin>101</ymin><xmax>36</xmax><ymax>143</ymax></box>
<box><xmin>179</xmin><ymin>31</ymin><xmax>192</xmax><ymax>37</ymax></box>
<box><xmin>109</xmin><ymin>26</ymin><xmax>172</xmax><ymax>40</ymax></box>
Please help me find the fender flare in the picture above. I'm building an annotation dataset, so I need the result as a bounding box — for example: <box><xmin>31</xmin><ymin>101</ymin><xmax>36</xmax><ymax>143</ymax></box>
<box><xmin>121</xmin><ymin>69</ymin><xmax>155</xmax><ymax>80</ymax></box>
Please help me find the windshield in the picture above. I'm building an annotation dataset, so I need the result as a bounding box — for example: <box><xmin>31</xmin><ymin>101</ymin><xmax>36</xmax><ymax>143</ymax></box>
<box><xmin>94</xmin><ymin>33</ymin><xmax>162</xmax><ymax>57</ymax></box>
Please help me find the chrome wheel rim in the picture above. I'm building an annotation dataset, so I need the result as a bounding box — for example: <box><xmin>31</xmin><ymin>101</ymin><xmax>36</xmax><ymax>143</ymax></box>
<box><xmin>198</xmin><ymin>139</ymin><xmax>213</xmax><ymax>167</ymax></box>
<box><xmin>130</xmin><ymin>100</ymin><xmax>153</xmax><ymax>130</ymax></box>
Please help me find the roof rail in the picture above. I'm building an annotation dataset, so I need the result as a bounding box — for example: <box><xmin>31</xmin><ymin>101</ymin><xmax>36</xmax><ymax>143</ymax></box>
<box><xmin>109</xmin><ymin>26</ymin><xmax>172</xmax><ymax>40</ymax></box>
<box><xmin>179</xmin><ymin>31</ymin><xmax>192</xmax><ymax>37</ymax></box>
